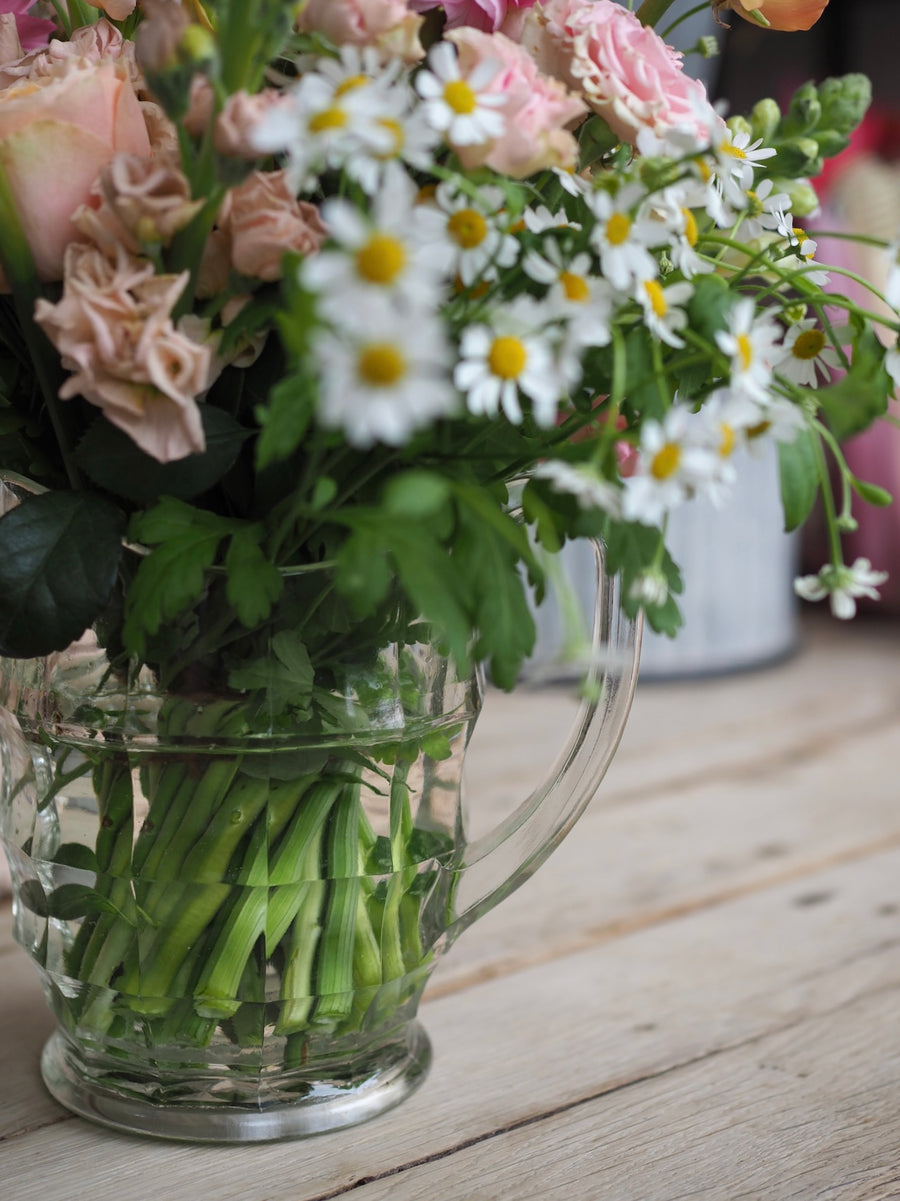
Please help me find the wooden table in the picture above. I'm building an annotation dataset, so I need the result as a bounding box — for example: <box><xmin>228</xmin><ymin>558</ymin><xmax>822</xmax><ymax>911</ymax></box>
<box><xmin>2</xmin><ymin>610</ymin><xmax>899</xmax><ymax>1200</ymax></box>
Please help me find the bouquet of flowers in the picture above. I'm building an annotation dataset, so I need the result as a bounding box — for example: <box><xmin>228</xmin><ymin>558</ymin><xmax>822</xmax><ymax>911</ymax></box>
<box><xmin>0</xmin><ymin>0</ymin><xmax>897</xmax><ymax>1124</ymax></box>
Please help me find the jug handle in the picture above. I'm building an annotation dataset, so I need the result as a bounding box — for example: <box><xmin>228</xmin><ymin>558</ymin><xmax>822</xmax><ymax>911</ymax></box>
<box><xmin>448</xmin><ymin>538</ymin><xmax>642</xmax><ymax>935</ymax></box>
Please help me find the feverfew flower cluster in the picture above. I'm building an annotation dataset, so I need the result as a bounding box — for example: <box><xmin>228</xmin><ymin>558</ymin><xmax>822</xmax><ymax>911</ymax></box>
<box><xmin>0</xmin><ymin>0</ymin><xmax>896</xmax><ymax>664</ymax></box>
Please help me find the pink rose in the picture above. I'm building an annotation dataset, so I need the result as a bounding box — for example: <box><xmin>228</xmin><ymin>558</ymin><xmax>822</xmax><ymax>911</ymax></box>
<box><xmin>222</xmin><ymin>170</ymin><xmax>327</xmax><ymax>282</ymax></box>
<box><xmin>409</xmin><ymin>0</ymin><xmax>537</xmax><ymax>32</ymax></box>
<box><xmin>0</xmin><ymin>1</ymin><xmax>55</xmax><ymax>53</ymax></box>
<box><xmin>518</xmin><ymin>0</ymin><xmax>719</xmax><ymax>148</ymax></box>
<box><xmin>447</xmin><ymin>28</ymin><xmax>585</xmax><ymax>177</ymax></box>
<box><xmin>34</xmin><ymin>244</ymin><xmax>210</xmax><ymax>463</ymax></box>
<box><xmin>296</xmin><ymin>0</ymin><xmax>424</xmax><ymax>58</ymax></box>
<box><xmin>0</xmin><ymin>54</ymin><xmax>151</xmax><ymax>280</ymax></box>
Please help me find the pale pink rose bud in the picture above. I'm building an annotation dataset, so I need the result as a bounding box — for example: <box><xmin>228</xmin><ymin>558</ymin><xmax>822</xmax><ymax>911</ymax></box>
<box><xmin>295</xmin><ymin>0</ymin><xmax>424</xmax><ymax>60</ymax></box>
<box><xmin>225</xmin><ymin>170</ymin><xmax>327</xmax><ymax>282</ymax></box>
<box><xmin>73</xmin><ymin>153</ymin><xmax>203</xmax><ymax>255</ymax></box>
<box><xmin>98</xmin><ymin>0</ymin><xmax>138</xmax><ymax>19</ymax></box>
<box><xmin>183</xmin><ymin>74</ymin><xmax>215</xmax><ymax>139</ymax></box>
<box><xmin>134</xmin><ymin>0</ymin><xmax>191</xmax><ymax>76</ymax></box>
<box><xmin>215</xmin><ymin>89</ymin><xmax>291</xmax><ymax>159</ymax></box>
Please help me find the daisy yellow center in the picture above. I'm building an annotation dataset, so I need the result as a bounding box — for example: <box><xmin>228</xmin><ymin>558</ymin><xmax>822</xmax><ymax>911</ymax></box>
<box><xmin>377</xmin><ymin>117</ymin><xmax>405</xmax><ymax>159</ymax></box>
<box><xmin>792</xmin><ymin>329</ymin><xmax>826</xmax><ymax>360</ymax></box>
<box><xmin>335</xmin><ymin>74</ymin><xmax>368</xmax><ymax>97</ymax></box>
<box><xmin>681</xmin><ymin>207</ymin><xmax>699</xmax><ymax>247</ymax></box>
<box><xmin>792</xmin><ymin>228</ymin><xmax>814</xmax><ymax>260</ymax></box>
<box><xmin>736</xmin><ymin>333</ymin><xmax>754</xmax><ymax>372</ymax></box>
<box><xmin>693</xmin><ymin>156</ymin><xmax>713</xmax><ymax>183</ymax></box>
<box><xmin>746</xmin><ymin>189</ymin><xmax>762</xmax><ymax>217</ymax></box>
<box><xmin>605</xmin><ymin>213</ymin><xmax>631</xmax><ymax>246</ymax></box>
<box><xmin>448</xmin><ymin>208</ymin><xmax>488</xmax><ymax>249</ymax></box>
<box><xmin>719</xmin><ymin>422</ymin><xmax>736</xmax><ymax>458</ymax></box>
<box><xmin>443</xmin><ymin>79</ymin><xmax>478</xmax><ymax>115</ymax></box>
<box><xmin>651</xmin><ymin>442</ymin><xmax>681</xmax><ymax>481</ymax></box>
<box><xmin>644</xmin><ymin>280</ymin><xmax>668</xmax><ymax>319</ymax></box>
<box><xmin>560</xmin><ymin>271</ymin><xmax>590</xmax><ymax>302</ymax></box>
<box><xmin>488</xmin><ymin>336</ymin><xmax>527</xmax><ymax>380</ymax></box>
<box><xmin>357</xmin><ymin>343</ymin><xmax>407</xmax><ymax>387</ymax></box>
<box><xmin>355</xmin><ymin>234</ymin><xmax>407</xmax><ymax>285</ymax></box>
<box><xmin>309</xmin><ymin>106</ymin><xmax>347</xmax><ymax>134</ymax></box>
<box><xmin>721</xmin><ymin>140</ymin><xmax>746</xmax><ymax>160</ymax></box>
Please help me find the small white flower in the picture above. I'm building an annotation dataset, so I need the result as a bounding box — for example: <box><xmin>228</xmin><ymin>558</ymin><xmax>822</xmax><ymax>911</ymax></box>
<box><xmin>415</xmin><ymin>41</ymin><xmax>506</xmax><ymax>147</ymax></box>
<box><xmin>622</xmin><ymin>405</ymin><xmax>721</xmax><ymax>525</ymax></box>
<box><xmin>646</xmin><ymin>190</ymin><xmax>713</xmax><ymax>279</ymax></box>
<box><xmin>303</xmin><ymin>171</ymin><xmax>443</xmax><ymax>318</ymax></box>
<box><xmin>522</xmin><ymin>206</ymin><xmax>581</xmax><ymax>235</ymax></box>
<box><xmin>522</xmin><ymin>242</ymin><xmax>614</xmax><ymax>345</ymax></box>
<box><xmin>587</xmin><ymin>185</ymin><xmax>659</xmax><ymax>293</ymax></box>
<box><xmin>711</xmin><ymin>127</ymin><xmax>776</xmax><ymax>203</ymax></box>
<box><xmin>415</xmin><ymin>182</ymin><xmax>519</xmax><ymax>287</ymax></box>
<box><xmin>635</xmin><ymin>278</ymin><xmax>693</xmax><ymax>349</ymax></box>
<box><xmin>794</xmin><ymin>558</ymin><xmax>889</xmax><ymax>619</ymax></box>
<box><xmin>774</xmin><ymin>223</ymin><xmax>830</xmax><ymax>288</ymax></box>
<box><xmin>532</xmin><ymin>460</ymin><xmax>622</xmax><ymax>518</ymax></box>
<box><xmin>740</xmin><ymin>177</ymin><xmax>792</xmax><ymax>241</ymax></box>
<box><xmin>629</xmin><ymin>569</ymin><xmax>670</xmax><ymax>608</ymax></box>
<box><xmin>313</xmin><ymin>311</ymin><xmax>457</xmax><ymax>447</ymax></box>
<box><xmin>455</xmin><ymin>299</ymin><xmax>562</xmax><ymax>427</ymax></box>
<box><xmin>885</xmin><ymin>342</ymin><xmax>900</xmax><ymax>389</ymax></box>
<box><xmin>715</xmin><ymin>298</ymin><xmax>783</xmax><ymax>404</ymax></box>
<box><xmin>777</xmin><ymin>319</ymin><xmax>843</xmax><ymax>387</ymax></box>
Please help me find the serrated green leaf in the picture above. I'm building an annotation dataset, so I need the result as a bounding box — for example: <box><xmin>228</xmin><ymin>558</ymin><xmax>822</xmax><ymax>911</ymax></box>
<box><xmin>225</xmin><ymin>526</ymin><xmax>284</xmax><ymax>626</ymax></box>
<box><xmin>778</xmin><ymin>429</ymin><xmax>820</xmax><ymax>532</ymax></box>
<box><xmin>0</xmin><ymin>490</ymin><xmax>124</xmax><ymax>657</ymax></box>
<box><xmin>76</xmin><ymin>407</ymin><xmax>248</xmax><ymax>503</ymax></box>
<box><xmin>255</xmin><ymin>370</ymin><xmax>316</xmax><ymax>468</ymax></box>
<box><xmin>227</xmin><ymin>629</ymin><xmax>314</xmax><ymax>716</ymax></box>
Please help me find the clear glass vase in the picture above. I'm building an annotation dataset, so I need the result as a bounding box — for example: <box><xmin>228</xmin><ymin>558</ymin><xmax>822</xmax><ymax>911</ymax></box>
<box><xmin>0</xmin><ymin>544</ymin><xmax>639</xmax><ymax>1143</ymax></box>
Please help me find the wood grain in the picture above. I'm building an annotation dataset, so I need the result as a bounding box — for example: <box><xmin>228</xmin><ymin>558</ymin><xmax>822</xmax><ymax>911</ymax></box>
<box><xmin>1</xmin><ymin>610</ymin><xmax>898</xmax><ymax>1201</ymax></box>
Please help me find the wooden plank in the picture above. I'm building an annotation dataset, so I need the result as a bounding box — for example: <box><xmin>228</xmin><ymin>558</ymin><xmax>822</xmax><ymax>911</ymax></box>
<box><xmin>341</xmin><ymin>984</ymin><xmax>900</xmax><ymax>1201</ymax></box>
<box><xmin>2</xmin><ymin>844</ymin><xmax>898</xmax><ymax>1200</ymax></box>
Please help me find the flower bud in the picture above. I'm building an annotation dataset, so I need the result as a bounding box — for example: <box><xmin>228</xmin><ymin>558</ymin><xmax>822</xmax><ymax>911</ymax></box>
<box><xmin>779</xmin><ymin>178</ymin><xmax>821</xmax><ymax>218</ymax></box>
<box><xmin>780</xmin><ymin>82</ymin><xmax>821</xmax><ymax>137</ymax></box>
<box><xmin>750</xmin><ymin>98</ymin><xmax>781</xmax><ymax>143</ymax></box>
<box><xmin>774</xmin><ymin>136</ymin><xmax>822</xmax><ymax>177</ymax></box>
<box><xmin>816</xmin><ymin>73</ymin><xmax>872</xmax><ymax>135</ymax></box>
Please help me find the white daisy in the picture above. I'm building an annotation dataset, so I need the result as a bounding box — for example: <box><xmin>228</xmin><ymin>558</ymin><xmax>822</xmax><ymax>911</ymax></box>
<box><xmin>635</xmin><ymin>278</ymin><xmax>694</xmax><ymax>349</ymax></box>
<box><xmin>622</xmin><ymin>406</ymin><xmax>721</xmax><ymax>525</ymax></box>
<box><xmin>523</xmin><ymin>242</ymin><xmax>614</xmax><ymax>339</ymax></box>
<box><xmin>313</xmin><ymin>312</ymin><xmax>457</xmax><ymax>447</ymax></box>
<box><xmin>414</xmin><ymin>182</ymin><xmax>519</xmax><ymax>287</ymax></box>
<box><xmin>302</xmin><ymin>171</ymin><xmax>443</xmax><ymax>318</ymax></box>
<box><xmin>715</xmin><ymin>298</ymin><xmax>783</xmax><ymax>404</ymax></box>
<box><xmin>415</xmin><ymin>41</ymin><xmax>506</xmax><ymax>147</ymax></box>
<box><xmin>774</xmin><ymin>223</ymin><xmax>830</xmax><ymax>288</ymax></box>
<box><xmin>587</xmin><ymin>185</ymin><xmax>659</xmax><ymax>293</ymax></box>
<box><xmin>532</xmin><ymin>460</ymin><xmax>623</xmax><ymax>518</ymax></box>
<box><xmin>710</xmin><ymin>126</ymin><xmax>776</xmax><ymax>206</ymax></box>
<box><xmin>454</xmin><ymin>298</ymin><xmax>562</xmax><ymax>427</ymax></box>
<box><xmin>522</xmin><ymin>206</ymin><xmax>582</xmax><ymax>235</ymax></box>
<box><xmin>794</xmin><ymin>557</ymin><xmax>888</xmax><ymax>619</ymax></box>
<box><xmin>645</xmin><ymin>190</ymin><xmax>713</xmax><ymax>279</ymax></box>
<box><xmin>777</xmin><ymin>319</ymin><xmax>843</xmax><ymax>387</ymax></box>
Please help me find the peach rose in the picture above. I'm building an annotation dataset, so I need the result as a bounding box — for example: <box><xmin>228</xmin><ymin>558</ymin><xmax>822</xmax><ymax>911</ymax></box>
<box><xmin>518</xmin><ymin>0</ymin><xmax>720</xmax><ymax>148</ymax></box>
<box><xmin>34</xmin><ymin>244</ymin><xmax>209</xmax><ymax>463</ymax></box>
<box><xmin>0</xmin><ymin>54</ymin><xmax>151</xmax><ymax>280</ymax></box>
<box><xmin>222</xmin><ymin>170</ymin><xmax>327</xmax><ymax>282</ymax></box>
<box><xmin>447</xmin><ymin>28</ymin><xmax>585</xmax><ymax>177</ymax></box>
<box><xmin>295</xmin><ymin>0</ymin><xmax>424</xmax><ymax>59</ymax></box>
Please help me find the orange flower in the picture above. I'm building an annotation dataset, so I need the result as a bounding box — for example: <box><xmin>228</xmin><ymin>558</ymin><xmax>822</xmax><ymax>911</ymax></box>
<box><xmin>715</xmin><ymin>0</ymin><xmax>829</xmax><ymax>32</ymax></box>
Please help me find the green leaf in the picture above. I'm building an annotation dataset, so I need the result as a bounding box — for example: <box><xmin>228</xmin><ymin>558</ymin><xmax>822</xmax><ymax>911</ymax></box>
<box><xmin>383</xmin><ymin>471</ymin><xmax>451</xmax><ymax>518</ymax></box>
<box><xmin>852</xmin><ymin>477</ymin><xmax>893</xmax><ymax>508</ymax></box>
<box><xmin>815</xmin><ymin>327</ymin><xmax>891</xmax><ymax>441</ymax></box>
<box><xmin>0</xmin><ymin>490</ymin><xmax>124</xmax><ymax>657</ymax></box>
<box><xmin>778</xmin><ymin>429</ymin><xmax>820</xmax><ymax>532</ymax></box>
<box><xmin>254</xmin><ymin>369</ymin><xmax>316</xmax><ymax>469</ymax></box>
<box><xmin>390</xmin><ymin>526</ymin><xmax>472</xmax><ymax>673</ymax></box>
<box><xmin>336</xmin><ymin>528</ymin><xmax>393</xmax><ymax>617</ymax></box>
<box><xmin>52</xmin><ymin>843</ymin><xmax>99</xmax><ymax>873</ymax></box>
<box><xmin>18</xmin><ymin>879</ymin><xmax>48</xmax><ymax>917</ymax></box>
<box><xmin>76</xmin><ymin>407</ymin><xmax>249</xmax><ymax>503</ymax></box>
<box><xmin>225</xmin><ymin>525</ymin><xmax>284</xmax><ymax>626</ymax></box>
<box><xmin>123</xmin><ymin>499</ymin><xmax>236</xmax><ymax>654</ymax></box>
<box><xmin>227</xmin><ymin>629</ymin><xmax>314</xmax><ymax>716</ymax></box>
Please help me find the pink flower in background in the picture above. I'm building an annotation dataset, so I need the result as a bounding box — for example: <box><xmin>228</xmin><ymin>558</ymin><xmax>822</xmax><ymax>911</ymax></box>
<box><xmin>409</xmin><ymin>0</ymin><xmax>537</xmax><ymax>32</ymax></box>
<box><xmin>518</xmin><ymin>0</ymin><xmax>719</xmax><ymax>148</ymax></box>
<box><xmin>0</xmin><ymin>1</ymin><xmax>55</xmax><ymax>53</ymax></box>
<box><xmin>296</xmin><ymin>0</ymin><xmax>424</xmax><ymax>57</ymax></box>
